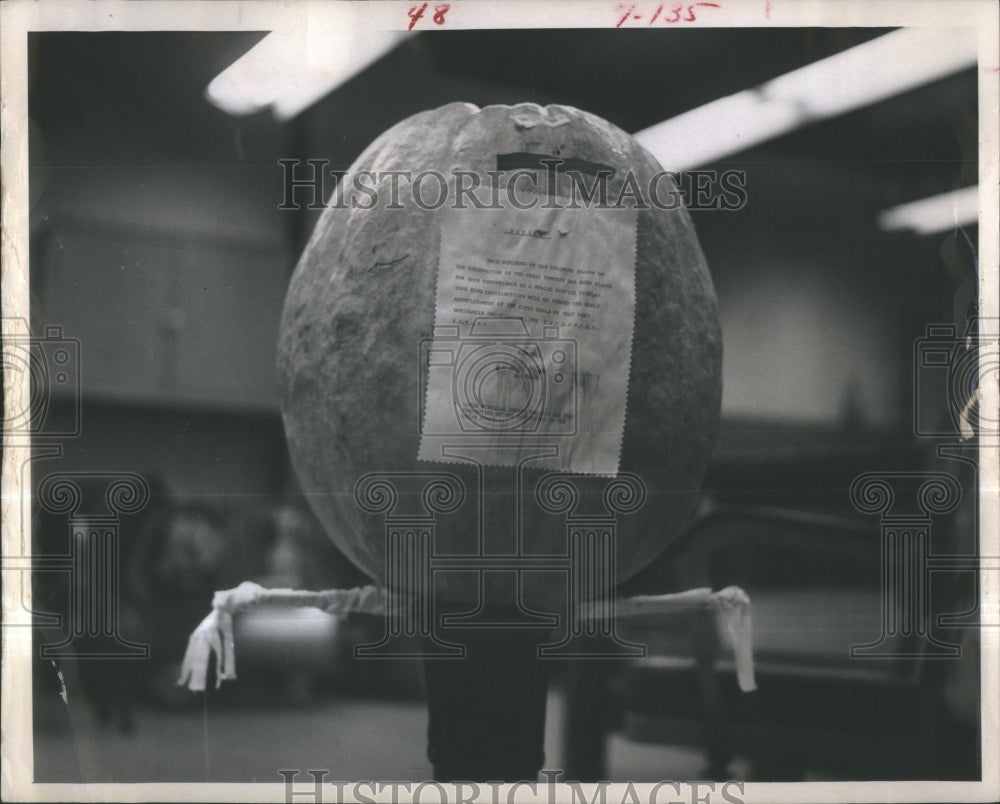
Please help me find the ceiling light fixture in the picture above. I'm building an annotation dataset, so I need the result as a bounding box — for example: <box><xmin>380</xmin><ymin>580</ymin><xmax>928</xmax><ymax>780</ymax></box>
<box><xmin>877</xmin><ymin>185</ymin><xmax>979</xmax><ymax>235</ymax></box>
<box><xmin>205</xmin><ymin>26</ymin><xmax>409</xmax><ymax>121</ymax></box>
<box><xmin>634</xmin><ymin>27</ymin><xmax>978</xmax><ymax>170</ymax></box>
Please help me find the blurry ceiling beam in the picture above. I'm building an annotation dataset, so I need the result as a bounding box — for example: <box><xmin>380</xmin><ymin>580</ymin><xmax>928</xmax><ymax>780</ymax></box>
<box><xmin>205</xmin><ymin>27</ymin><xmax>410</xmax><ymax>121</ymax></box>
<box><xmin>634</xmin><ymin>27</ymin><xmax>978</xmax><ymax>171</ymax></box>
<box><xmin>878</xmin><ymin>186</ymin><xmax>979</xmax><ymax>235</ymax></box>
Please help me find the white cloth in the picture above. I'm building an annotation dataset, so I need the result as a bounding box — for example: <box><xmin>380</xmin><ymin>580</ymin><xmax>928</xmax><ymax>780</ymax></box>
<box><xmin>177</xmin><ymin>581</ymin><xmax>755</xmax><ymax>693</ymax></box>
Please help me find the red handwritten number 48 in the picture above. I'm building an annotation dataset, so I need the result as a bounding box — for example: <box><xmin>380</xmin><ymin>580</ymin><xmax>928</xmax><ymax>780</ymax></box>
<box><xmin>408</xmin><ymin>3</ymin><xmax>450</xmax><ymax>31</ymax></box>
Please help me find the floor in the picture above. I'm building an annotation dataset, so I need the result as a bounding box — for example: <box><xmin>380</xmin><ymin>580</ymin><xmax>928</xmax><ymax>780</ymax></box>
<box><xmin>32</xmin><ymin>687</ymin><xmax>717</xmax><ymax>784</ymax></box>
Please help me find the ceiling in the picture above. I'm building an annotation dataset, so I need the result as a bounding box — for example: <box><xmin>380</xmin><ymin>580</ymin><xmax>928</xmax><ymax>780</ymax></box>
<box><xmin>29</xmin><ymin>28</ymin><xmax>976</xmax><ymax>203</ymax></box>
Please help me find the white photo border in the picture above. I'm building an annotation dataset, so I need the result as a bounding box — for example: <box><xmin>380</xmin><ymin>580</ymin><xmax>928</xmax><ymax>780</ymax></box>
<box><xmin>2</xmin><ymin>1</ymin><xmax>997</xmax><ymax>802</ymax></box>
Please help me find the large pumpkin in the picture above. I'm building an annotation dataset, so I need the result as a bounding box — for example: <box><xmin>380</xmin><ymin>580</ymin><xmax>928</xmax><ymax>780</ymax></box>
<box><xmin>278</xmin><ymin>102</ymin><xmax>721</xmax><ymax>609</ymax></box>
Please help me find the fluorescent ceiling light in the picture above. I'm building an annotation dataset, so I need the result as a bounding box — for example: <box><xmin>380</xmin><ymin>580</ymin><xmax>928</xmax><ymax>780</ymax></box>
<box><xmin>206</xmin><ymin>27</ymin><xmax>409</xmax><ymax>121</ymax></box>
<box><xmin>634</xmin><ymin>28</ymin><xmax>977</xmax><ymax>170</ymax></box>
<box><xmin>878</xmin><ymin>186</ymin><xmax>979</xmax><ymax>235</ymax></box>
<box><xmin>208</xmin><ymin>26</ymin><xmax>976</xmax><ymax>162</ymax></box>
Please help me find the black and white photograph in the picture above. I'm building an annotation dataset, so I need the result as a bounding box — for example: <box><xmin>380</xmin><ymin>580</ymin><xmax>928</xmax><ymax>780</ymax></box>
<box><xmin>2</xmin><ymin>1</ymin><xmax>998</xmax><ymax>801</ymax></box>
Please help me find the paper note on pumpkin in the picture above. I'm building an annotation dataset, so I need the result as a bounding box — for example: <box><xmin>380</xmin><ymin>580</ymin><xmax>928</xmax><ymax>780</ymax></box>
<box><xmin>419</xmin><ymin>205</ymin><xmax>637</xmax><ymax>475</ymax></box>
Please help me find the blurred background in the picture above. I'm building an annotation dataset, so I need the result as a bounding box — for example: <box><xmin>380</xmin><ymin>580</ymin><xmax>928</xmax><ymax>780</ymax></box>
<box><xmin>24</xmin><ymin>26</ymin><xmax>981</xmax><ymax>783</ymax></box>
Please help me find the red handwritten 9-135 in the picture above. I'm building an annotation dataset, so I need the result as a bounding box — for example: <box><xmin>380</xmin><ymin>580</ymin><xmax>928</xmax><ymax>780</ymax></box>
<box><xmin>615</xmin><ymin>2</ymin><xmax>721</xmax><ymax>27</ymax></box>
